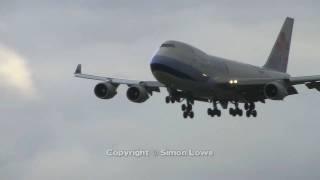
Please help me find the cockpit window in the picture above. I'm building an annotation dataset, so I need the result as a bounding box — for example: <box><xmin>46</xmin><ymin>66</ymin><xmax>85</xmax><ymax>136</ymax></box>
<box><xmin>161</xmin><ymin>43</ymin><xmax>175</xmax><ymax>48</ymax></box>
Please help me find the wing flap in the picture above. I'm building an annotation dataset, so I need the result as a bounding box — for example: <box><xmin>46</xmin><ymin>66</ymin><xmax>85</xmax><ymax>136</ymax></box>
<box><xmin>305</xmin><ymin>81</ymin><xmax>320</xmax><ymax>91</ymax></box>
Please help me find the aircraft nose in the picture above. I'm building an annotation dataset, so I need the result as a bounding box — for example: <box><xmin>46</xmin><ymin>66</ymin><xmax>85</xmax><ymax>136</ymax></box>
<box><xmin>150</xmin><ymin>55</ymin><xmax>164</xmax><ymax>72</ymax></box>
<box><xmin>150</xmin><ymin>54</ymin><xmax>161</xmax><ymax>65</ymax></box>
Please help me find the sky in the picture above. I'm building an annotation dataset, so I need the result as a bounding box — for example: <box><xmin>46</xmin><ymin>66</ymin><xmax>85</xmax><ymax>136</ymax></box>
<box><xmin>1</xmin><ymin>0</ymin><xmax>320</xmax><ymax>179</ymax></box>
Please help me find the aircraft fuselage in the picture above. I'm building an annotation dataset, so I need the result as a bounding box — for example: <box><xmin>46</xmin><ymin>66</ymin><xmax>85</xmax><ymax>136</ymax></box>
<box><xmin>150</xmin><ymin>40</ymin><xmax>289</xmax><ymax>101</ymax></box>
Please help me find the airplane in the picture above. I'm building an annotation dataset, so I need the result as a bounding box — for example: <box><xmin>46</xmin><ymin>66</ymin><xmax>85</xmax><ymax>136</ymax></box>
<box><xmin>74</xmin><ymin>17</ymin><xmax>320</xmax><ymax>119</ymax></box>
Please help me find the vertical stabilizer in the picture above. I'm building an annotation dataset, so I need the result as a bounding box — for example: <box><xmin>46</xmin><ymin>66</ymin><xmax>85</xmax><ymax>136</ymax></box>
<box><xmin>263</xmin><ymin>17</ymin><xmax>294</xmax><ymax>72</ymax></box>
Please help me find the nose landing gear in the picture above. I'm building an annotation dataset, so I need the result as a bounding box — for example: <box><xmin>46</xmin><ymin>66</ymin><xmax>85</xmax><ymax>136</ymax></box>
<box><xmin>165</xmin><ymin>96</ymin><xmax>176</xmax><ymax>103</ymax></box>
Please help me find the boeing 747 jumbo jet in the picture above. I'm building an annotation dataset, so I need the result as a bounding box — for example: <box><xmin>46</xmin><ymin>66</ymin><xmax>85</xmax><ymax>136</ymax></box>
<box><xmin>75</xmin><ymin>17</ymin><xmax>320</xmax><ymax>118</ymax></box>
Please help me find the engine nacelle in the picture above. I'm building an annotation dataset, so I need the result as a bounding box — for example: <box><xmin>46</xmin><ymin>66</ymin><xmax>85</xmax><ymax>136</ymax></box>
<box><xmin>94</xmin><ymin>82</ymin><xmax>117</xmax><ymax>99</ymax></box>
<box><xmin>264</xmin><ymin>81</ymin><xmax>288</xmax><ymax>100</ymax></box>
<box><xmin>126</xmin><ymin>85</ymin><xmax>149</xmax><ymax>103</ymax></box>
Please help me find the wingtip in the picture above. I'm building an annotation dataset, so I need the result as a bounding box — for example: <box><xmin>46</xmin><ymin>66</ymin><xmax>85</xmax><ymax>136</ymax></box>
<box><xmin>286</xmin><ymin>17</ymin><xmax>294</xmax><ymax>22</ymax></box>
<box><xmin>75</xmin><ymin>64</ymin><xmax>82</xmax><ymax>74</ymax></box>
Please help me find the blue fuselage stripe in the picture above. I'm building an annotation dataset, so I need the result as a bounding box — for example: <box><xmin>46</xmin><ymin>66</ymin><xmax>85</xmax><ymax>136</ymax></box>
<box><xmin>150</xmin><ymin>55</ymin><xmax>206</xmax><ymax>81</ymax></box>
<box><xmin>150</xmin><ymin>63</ymin><xmax>196</xmax><ymax>81</ymax></box>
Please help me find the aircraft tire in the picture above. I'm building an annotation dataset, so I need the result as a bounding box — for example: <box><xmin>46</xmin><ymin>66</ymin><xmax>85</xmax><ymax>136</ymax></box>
<box><xmin>183</xmin><ymin>112</ymin><xmax>188</xmax><ymax>118</ymax></box>
<box><xmin>239</xmin><ymin>109</ymin><xmax>243</xmax><ymax>116</ymax></box>
<box><xmin>165</xmin><ymin>96</ymin><xmax>170</xmax><ymax>103</ymax></box>
<box><xmin>246</xmin><ymin>111</ymin><xmax>251</xmax><ymax>117</ymax></box>
<box><xmin>182</xmin><ymin>104</ymin><xmax>187</xmax><ymax>111</ymax></box>
<box><xmin>189</xmin><ymin>111</ymin><xmax>194</xmax><ymax>118</ymax></box>
<box><xmin>252</xmin><ymin>110</ymin><xmax>257</xmax><ymax>117</ymax></box>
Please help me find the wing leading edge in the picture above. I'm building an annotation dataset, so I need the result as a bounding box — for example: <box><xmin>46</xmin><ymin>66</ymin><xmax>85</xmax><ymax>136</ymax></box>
<box><xmin>74</xmin><ymin>64</ymin><xmax>165</xmax><ymax>91</ymax></box>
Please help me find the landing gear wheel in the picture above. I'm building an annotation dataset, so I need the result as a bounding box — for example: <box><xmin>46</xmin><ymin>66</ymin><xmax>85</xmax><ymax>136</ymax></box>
<box><xmin>229</xmin><ymin>107</ymin><xmax>243</xmax><ymax>116</ymax></box>
<box><xmin>181</xmin><ymin>99</ymin><xmax>194</xmax><ymax>119</ymax></box>
<box><xmin>215</xmin><ymin>109</ymin><xmax>221</xmax><ymax>117</ymax></box>
<box><xmin>208</xmin><ymin>101</ymin><xmax>222</xmax><ymax>117</ymax></box>
<box><xmin>252</xmin><ymin>110</ymin><xmax>257</xmax><ymax>117</ymax></box>
<box><xmin>187</xmin><ymin>104</ymin><xmax>192</xmax><ymax>111</ymax></box>
<box><xmin>250</xmin><ymin>103</ymin><xmax>255</xmax><ymax>110</ymax></box>
<box><xmin>189</xmin><ymin>111</ymin><xmax>194</xmax><ymax>118</ymax></box>
<box><xmin>245</xmin><ymin>102</ymin><xmax>257</xmax><ymax>118</ymax></box>
<box><xmin>165</xmin><ymin>96</ymin><xmax>170</xmax><ymax>104</ymax></box>
<box><xmin>244</xmin><ymin>103</ymin><xmax>249</xmax><ymax>110</ymax></box>
<box><xmin>229</xmin><ymin>108</ymin><xmax>235</xmax><ymax>116</ymax></box>
<box><xmin>182</xmin><ymin>104</ymin><xmax>187</xmax><ymax>111</ymax></box>
<box><xmin>238</xmin><ymin>109</ymin><xmax>243</xmax><ymax>116</ymax></box>
<box><xmin>246</xmin><ymin>110</ymin><xmax>251</xmax><ymax>117</ymax></box>
<box><xmin>183</xmin><ymin>111</ymin><xmax>188</xmax><ymax>119</ymax></box>
<box><xmin>170</xmin><ymin>98</ymin><xmax>175</xmax><ymax>103</ymax></box>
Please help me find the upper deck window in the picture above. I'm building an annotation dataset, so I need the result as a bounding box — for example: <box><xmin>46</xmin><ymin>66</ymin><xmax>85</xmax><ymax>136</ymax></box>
<box><xmin>161</xmin><ymin>43</ymin><xmax>175</xmax><ymax>48</ymax></box>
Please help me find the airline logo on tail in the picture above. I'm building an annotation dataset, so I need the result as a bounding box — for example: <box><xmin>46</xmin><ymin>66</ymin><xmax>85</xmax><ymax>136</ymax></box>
<box><xmin>277</xmin><ymin>32</ymin><xmax>289</xmax><ymax>51</ymax></box>
<box><xmin>276</xmin><ymin>31</ymin><xmax>290</xmax><ymax>66</ymax></box>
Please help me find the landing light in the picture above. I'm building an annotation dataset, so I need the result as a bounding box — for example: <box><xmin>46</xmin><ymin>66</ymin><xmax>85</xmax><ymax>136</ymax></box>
<box><xmin>229</xmin><ymin>80</ymin><xmax>238</xmax><ymax>85</ymax></box>
<box><xmin>202</xmin><ymin>73</ymin><xmax>208</xmax><ymax>77</ymax></box>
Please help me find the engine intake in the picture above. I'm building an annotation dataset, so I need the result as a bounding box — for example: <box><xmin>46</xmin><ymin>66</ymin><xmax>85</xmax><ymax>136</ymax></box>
<box><xmin>264</xmin><ymin>81</ymin><xmax>288</xmax><ymax>100</ymax></box>
<box><xmin>126</xmin><ymin>85</ymin><xmax>149</xmax><ymax>103</ymax></box>
<box><xmin>94</xmin><ymin>82</ymin><xmax>117</xmax><ymax>99</ymax></box>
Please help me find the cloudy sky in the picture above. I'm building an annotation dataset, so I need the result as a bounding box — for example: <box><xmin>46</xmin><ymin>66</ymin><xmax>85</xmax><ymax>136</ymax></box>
<box><xmin>1</xmin><ymin>0</ymin><xmax>320</xmax><ymax>179</ymax></box>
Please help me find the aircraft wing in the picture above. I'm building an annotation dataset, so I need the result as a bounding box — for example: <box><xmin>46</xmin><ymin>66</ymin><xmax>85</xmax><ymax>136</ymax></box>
<box><xmin>289</xmin><ymin>75</ymin><xmax>320</xmax><ymax>85</ymax></box>
<box><xmin>290</xmin><ymin>75</ymin><xmax>320</xmax><ymax>91</ymax></box>
<box><xmin>74</xmin><ymin>64</ymin><xmax>165</xmax><ymax>91</ymax></box>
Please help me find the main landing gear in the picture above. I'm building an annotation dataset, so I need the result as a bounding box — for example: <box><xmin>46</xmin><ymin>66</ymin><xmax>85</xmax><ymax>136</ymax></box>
<box><xmin>229</xmin><ymin>102</ymin><xmax>243</xmax><ymax>117</ymax></box>
<box><xmin>165</xmin><ymin>95</ymin><xmax>258</xmax><ymax>118</ymax></box>
<box><xmin>228</xmin><ymin>102</ymin><xmax>257</xmax><ymax>117</ymax></box>
<box><xmin>181</xmin><ymin>99</ymin><xmax>194</xmax><ymax>119</ymax></box>
<box><xmin>207</xmin><ymin>101</ymin><xmax>221</xmax><ymax>117</ymax></box>
<box><xmin>244</xmin><ymin>102</ymin><xmax>257</xmax><ymax>117</ymax></box>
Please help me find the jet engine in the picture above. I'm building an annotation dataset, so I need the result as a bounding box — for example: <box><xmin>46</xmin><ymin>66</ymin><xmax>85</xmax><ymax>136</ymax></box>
<box><xmin>94</xmin><ymin>82</ymin><xmax>117</xmax><ymax>99</ymax></box>
<box><xmin>264</xmin><ymin>81</ymin><xmax>288</xmax><ymax>100</ymax></box>
<box><xmin>126</xmin><ymin>85</ymin><xmax>149</xmax><ymax>103</ymax></box>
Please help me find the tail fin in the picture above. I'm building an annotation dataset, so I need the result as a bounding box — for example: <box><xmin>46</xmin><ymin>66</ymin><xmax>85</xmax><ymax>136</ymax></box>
<box><xmin>263</xmin><ymin>17</ymin><xmax>294</xmax><ymax>72</ymax></box>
